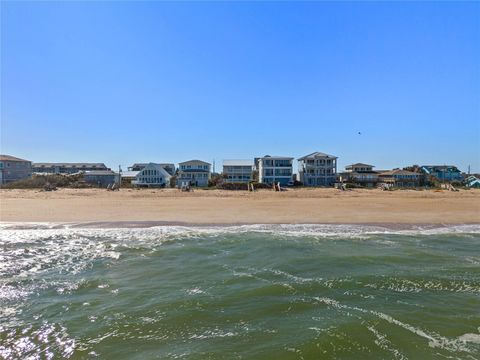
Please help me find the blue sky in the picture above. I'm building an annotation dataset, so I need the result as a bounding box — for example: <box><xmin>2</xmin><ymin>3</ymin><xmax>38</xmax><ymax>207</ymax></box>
<box><xmin>1</xmin><ymin>1</ymin><xmax>479</xmax><ymax>172</ymax></box>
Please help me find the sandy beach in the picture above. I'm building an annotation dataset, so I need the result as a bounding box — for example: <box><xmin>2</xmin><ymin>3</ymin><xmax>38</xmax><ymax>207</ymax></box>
<box><xmin>1</xmin><ymin>188</ymin><xmax>479</xmax><ymax>225</ymax></box>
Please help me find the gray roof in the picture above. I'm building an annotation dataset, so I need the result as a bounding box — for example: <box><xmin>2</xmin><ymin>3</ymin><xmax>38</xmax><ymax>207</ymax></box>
<box><xmin>179</xmin><ymin>159</ymin><xmax>211</xmax><ymax>166</ymax></box>
<box><xmin>223</xmin><ymin>159</ymin><xmax>253</xmax><ymax>166</ymax></box>
<box><xmin>33</xmin><ymin>162</ymin><xmax>107</xmax><ymax>168</ymax></box>
<box><xmin>346</xmin><ymin>163</ymin><xmax>374</xmax><ymax>168</ymax></box>
<box><xmin>379</xmin><ymin>169</ymin><xmax>420</xmax><ymax>176</ymax></box>
<box><xmin>121</xmin><ymin>171</ymin><xmax>140</xmax><ymax>178</ymax></box>
<box><xmin>0</xmin><ymin>154</ymin><xmax>30</xmax><ymax>162</ymax></box>
<box><xmin>84</xmin><ymin>170</ymin><xmax>117</xmax><ymax>176</ymax></box>
<box><xmin>259</xmin><ymin>155</ymin><xmax>294</xmax><ymax>160</ymax></box>
<box><xmin>131</xmin><ymin>162</ymin><xmax>174</xmax><ymax>167</ymax></box>
<box><xmin>298</xmin><ymin>152</ymin><xmax>338</xmax><ymax>160</ymax></box>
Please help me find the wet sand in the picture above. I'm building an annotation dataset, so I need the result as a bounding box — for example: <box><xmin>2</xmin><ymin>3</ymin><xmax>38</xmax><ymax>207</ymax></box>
<box><xmin>1</xmin><ymin>188</ymin><xmax>479</xmax><ymax>225</ymax></box>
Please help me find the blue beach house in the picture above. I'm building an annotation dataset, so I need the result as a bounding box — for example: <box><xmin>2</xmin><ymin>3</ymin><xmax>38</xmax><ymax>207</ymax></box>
<box><xmin>420</xmin><ymin>165</ymin><xmax>463</xmax><ymax>182</ymax></box>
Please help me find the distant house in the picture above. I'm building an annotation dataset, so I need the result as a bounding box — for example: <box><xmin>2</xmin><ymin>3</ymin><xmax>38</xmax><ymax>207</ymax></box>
<box><xmin>120</xmin><ymin>170</ymin><xmax>139</xmax><ymax>186</ymax></box>
<box><xmin>420</xmin><ymin>165</ymin><xmax>463</xmax><ymax>182</ymax></box>
<box><xmin>378</xmin><ymin>169</ymin><xmax>424</xmax><ymax>188</ymax></box>
<box><xmin>132</xmin><ymin>163</ymin><xmax>172</xmax><ymax>188</ymax></box>
<box><xmin>339</xmin><ymin>163</ymin><xmax>379</xmax><ymax>187</ymax></box>
<box><xmin>255</xmin><ymin>155</ymin><xmax>293</xmax><ymax>186</ymax></box>
<box><xmin>128</xmin><ymin>163</ymin><xmax>175</xmax><ymax>176</ymax></box>
<box><xmin>465</xmin><ymin>175</ymin><xmax>480</xmax><ymax>188</ymax></box>
<box><xmin>0</xmin><ymin>155</ymin><xmax>32</xmax><ymax>185</ymax></box>
<box><xmin>33</xmin><ymin>162</ymin><xmax>108</xmax><ymax>174</ymax></box>
<box><xmin>83</xmin><ymin>170</ymin><xmax>119</xmax><ymax>188</ymax></box>
<box><xmin>177</xmin><ymin>160</ymin><xmax>211</xmax><ymax>187</ymax></box>
<box><xmin>298</xmin><ymin>152</ymin><xmax>337</xmax><ymax>186</ymax></box>
<box><xmin>223</xmin><ymin>160</ymin><xmax>253</xmax><ymax>183</ymax></box>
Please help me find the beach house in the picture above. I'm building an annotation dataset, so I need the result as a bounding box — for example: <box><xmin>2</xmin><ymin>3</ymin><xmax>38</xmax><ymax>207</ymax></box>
<box><xmin>255</xmin><ymin>155</ymin><xmax>293</xmax><ymax>186</ymax></box>
<box><xmin>128</xmin><ymin>163</ymin><xmax>175</xmax><ymax>176</ymax></box>
<box><xmin>298</xmin><ymin>152</ymin><xmax>338</xmax><ymax>186</ymax></box>
<box><xmin>378</xmin><ymin>169</ymin><xmax>424</xmax><ymax>188</ymax></box>
<box><xmin>177</xmin><ymin>160</ymin><xmax>211</xmax><ymax>187</ymax></box>
<box><xmin>131</xmin><ymin>162</ymin><xmax>172</xmax><ymax>187</ymax></box>
<box><xmin>0</xmin><ymin>155</ymin><xmax>32</xmax><ymax>185</ymax></box>
<box><xmin>339</xmin><ymin>163</ymin><xmax>379</xmax><ymax>187</ymax></box>
<box><xmin>223</xmin><ymin>160</ymin><xmax>253</xmax><ymax>183</ymax></box>
<box><xmin>33</xmin><ymin>162</ymin><xmax>108</xmax><ymax>174</ymax></box>
<box><xmin>83</xmin><ymin>170</ymin><xmax>119</xmax><ymax>188</ymax></box>
<box><xmin>465</xmin><ymin>175</ymin><xmax>480</xmax><ymax>188</ymax></box>
<box><xmin>420</xmin><ymin>165</ymin><xmax>463</xmax><ymax>182</ymax></box>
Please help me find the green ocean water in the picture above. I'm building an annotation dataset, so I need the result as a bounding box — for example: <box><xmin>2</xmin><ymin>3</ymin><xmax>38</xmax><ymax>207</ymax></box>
<box><xmin>1</xmin><ymin>224</ymin><xmax>479</xmax><ymax>359</ymax></box>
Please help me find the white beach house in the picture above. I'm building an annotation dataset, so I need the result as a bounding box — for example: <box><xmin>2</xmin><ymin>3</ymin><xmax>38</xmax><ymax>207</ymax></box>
<box><xmin>255</xmin><ymin>155</ymin><xmax>293</xmax><ymax>186</ymax></box>
<box><xmin>223</xmin><ymin>160</ymin><xmax>253</xmax><ymax>183</ymax></box>
<box><xmin>177</xmin><ymin>160</ymin><xmax>211</xmax><ymax>187</ymax></box>
<box><xmin>298</xmin><ymin>152</ymin><xmax>338</xmax><ymax>186</ymax></box>
<box><xmin>131</xmin><ymin>162</ymin><xmax>172</xmax><ymax>187</ymax></box>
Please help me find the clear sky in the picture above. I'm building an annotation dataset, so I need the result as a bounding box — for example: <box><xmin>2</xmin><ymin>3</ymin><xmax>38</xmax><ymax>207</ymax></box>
<box><xmin>1</xmin><ymin>1</ymin><xmax>479</xmax><ymax>173</ymax></box>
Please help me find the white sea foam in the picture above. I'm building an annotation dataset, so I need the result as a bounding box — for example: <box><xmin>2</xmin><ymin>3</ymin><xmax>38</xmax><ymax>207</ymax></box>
<box><xmin>367</xmin><ymin>324</ymin><xmax>408</xmax><ymax>360</ymax></box>
<box><xmin>313</xmin><ymin>296</ymin><xmax>477</xmax><ymax>354</ymax></box>
<box><xmin>1</xmin><ymin>222</ymin><xmax>479</xmax><ymax>243</ymax></box>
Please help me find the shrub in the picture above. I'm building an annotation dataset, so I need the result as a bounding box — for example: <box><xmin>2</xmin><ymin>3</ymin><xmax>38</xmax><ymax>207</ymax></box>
<box><xmin>2</xmin><ymin>173</ymin><xmax>89</xmax><ymax>189</ymax></box>
<box><xmin>216</xmin><ymin>182</ymin><xmax>271</xmax><ymax>190</ymax></box>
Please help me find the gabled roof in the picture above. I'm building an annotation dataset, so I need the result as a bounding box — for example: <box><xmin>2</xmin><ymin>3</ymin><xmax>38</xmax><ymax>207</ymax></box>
<box><xmin>223</xmin><ymin>159</ymin><xmax>253</xmax><ymax>166</ymax></box>
<box><xmin>138</xmin><ymin>163</ymin><xmax>172</xmax><ymax>178</ymax></box>
<box><xmin>0</xmin><ymin>154</ymin><xmax>30</xmax><ymax>162</ymax></box>
<box><xmin>298</xmin><ymin>152</ymin><xmax>338</xmax><ymax>160</ymax></box>
<box><xmin>179</xmin><ymin>159</ymin><xmax>211</xmax><ymax>166</ymax></box>
<box><xmin>421</xmin><ymin>165</ymin><xmax>460</xmax><ymax>171</ymax></box>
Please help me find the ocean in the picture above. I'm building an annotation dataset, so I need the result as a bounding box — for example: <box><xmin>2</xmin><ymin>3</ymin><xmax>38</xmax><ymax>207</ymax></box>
<box><xmin>0</xmin><ymin>223</ymin><xmax>479</xmax><ymax>359</ymax></box>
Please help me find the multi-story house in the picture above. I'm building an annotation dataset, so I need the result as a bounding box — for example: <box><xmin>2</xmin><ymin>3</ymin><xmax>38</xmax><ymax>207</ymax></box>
<box><xmin>223</xmin><ymin>160</ymin><xmax>253</xmax><ymax>183</ymax></box>
<box><xmin>33</xmin><ymin>162</ymin><xmax>108</xmax><ymax>174</ymax></box>
<box><xmin>0</xmin><ymin>155</ymin><xmax>32</xmax><ymax>185</ymax></box>
<box><xmin>378</xmin><ymin>169</ymin><xmax>424</xmax><ymax>188</ymax></box>
<box><xmin>128</xmin><ymin>163</ymin><xmax>175</xmax><ymax>176</ymax></box>
<box><xmin>339</xmin><ymin>163</ymin><xmax>379</xmax><ymax>187</ymax></box>
<box><xmin>298</xmin><ymin>152</ymin><xmax>337</xmax><ymax>186</ymax></box>
<box><xmin>131</xmin><ymin>162</ymin><xmax>172</xmax><ymax>187</ymax></box>
<box><xmin>255</xmin><ymin>155</ymin><xmax>293</xmax><ymax>186</ymax></box>
<box><xmin>177</xmin><ymin>160</ymin><xmax>211</xmax><ymax>187</ymax></box>
<box><xmin>420</xmin><ymin>165</ymin><xmax>463</xmax><ymax>182</ymax></box>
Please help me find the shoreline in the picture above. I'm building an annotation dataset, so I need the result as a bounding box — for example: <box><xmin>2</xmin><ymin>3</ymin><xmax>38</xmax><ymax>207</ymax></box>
<box><xmin>1</xmin><ymin>220</ymin><xmax>480</xmax><ymax>230</ymax></box>
<box><xmin>1</xmin><ymin>188</ymin><xmax>479</xmax><ymax>225</ymax></box>
<box><xmin>0</xmin><ymin>221</ymin><xmax>480</xmax><ymax>234</ymax></box>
